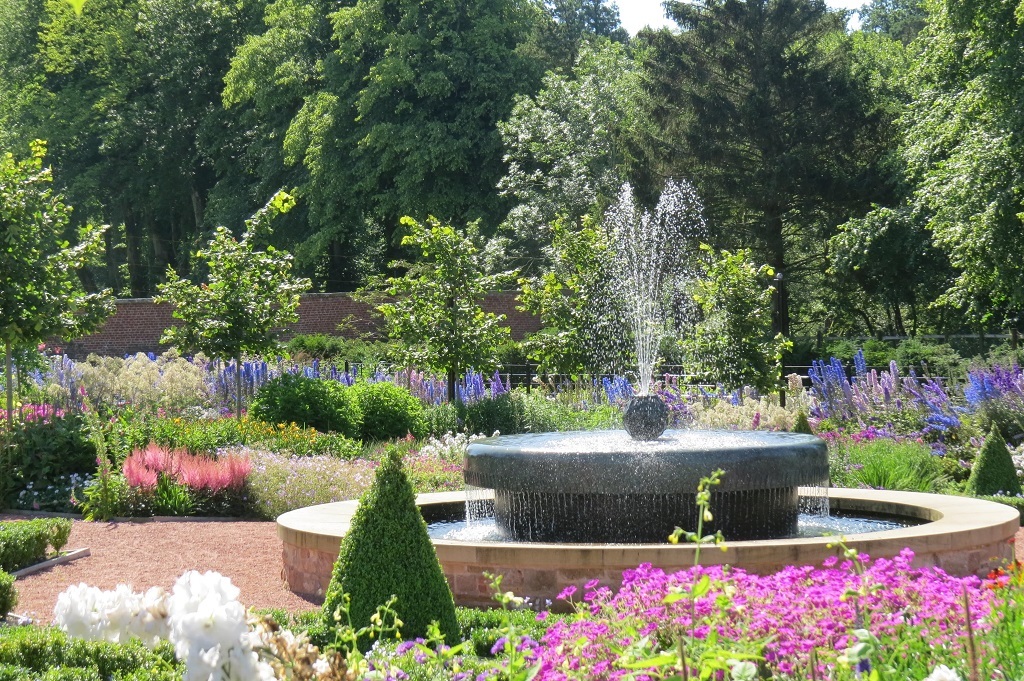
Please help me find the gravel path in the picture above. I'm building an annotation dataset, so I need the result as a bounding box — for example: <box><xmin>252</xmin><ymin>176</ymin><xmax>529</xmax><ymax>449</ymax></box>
<box><xmin>1</xmin><ymin>514</ymin><xmax>321</xmax><ymax>623</ymax></box>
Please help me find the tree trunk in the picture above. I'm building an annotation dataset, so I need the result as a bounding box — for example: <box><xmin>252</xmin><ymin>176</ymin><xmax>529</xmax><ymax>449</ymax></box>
<box><xmin>125</xmin><ymin>213</ymin><xmax>148</xmax><ymax>297</ymax></box>
<box><xmin>447</xmin><ymin>365</ymin><xmax>457</xmax><ymax>404</ymax></box>
<box><xmin>235</xmin><ymin>357</ymin><xmax>243</xmax><ymax>420</ymax></box>
<box><xmin>765</xmin><ymin>212</ymin><xmax>789</xmax><ymax>339</ymax></box>
<box><xmin>5</xmin><ymin>341</ymin><xmax>12</xmax><ymax>429</ymax></box>
<box><xmin>892</xmin><ymin>303</ymin><xmax>907</xmax><ymax>337</ymax></box>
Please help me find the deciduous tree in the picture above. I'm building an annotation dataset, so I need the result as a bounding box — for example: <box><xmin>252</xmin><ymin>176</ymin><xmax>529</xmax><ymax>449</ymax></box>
<box><xmin>0</xmin><ymin>140</ymin><xmax>113</xmax><ymax>426</ymax></box>
<box><xmin>156</xmin><ymin>191</ymin><xmax>310</xmax><ymax>418</ymax></box>
<box><xmin>366</xmin><ymin>217</ymin><xmax>515</xmax><ymax>403</ymax></box>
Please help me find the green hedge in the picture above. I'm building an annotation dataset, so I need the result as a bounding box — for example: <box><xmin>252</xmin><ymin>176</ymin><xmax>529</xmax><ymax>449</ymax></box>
<box><xmin>0</xmin><ymin>627</ymin><xmax>179</xmax><ymax>680</ymax></box>
<box><xmin>456</xmin><ymin>606</ymin><xmax>561</xmax><ymax>657</ymax></box>
<box><xmin>251</xmin><ymin>374</ymin><xmax>362</xmax><ymax>437</ymax></box>
<box><xmin>0</xmin><ymin>571</ymin><xmax>15</xmax><ymax>617</ymax></box>
<box><xmin>0</xmin><ymin>519</ymin><xmax>72</xmax><ymax>573</ymax></box>
<box><xmin>353</xmin><ymin>382</ymin><xmax>425</xmax><ymax>441</ymax></box>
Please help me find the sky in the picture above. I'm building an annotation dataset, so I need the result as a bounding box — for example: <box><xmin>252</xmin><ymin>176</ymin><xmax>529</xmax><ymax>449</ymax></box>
<box><xmin>617</xmin><ymin>0</ymin><xmax>866</xmax><ymax>35</ymax></box>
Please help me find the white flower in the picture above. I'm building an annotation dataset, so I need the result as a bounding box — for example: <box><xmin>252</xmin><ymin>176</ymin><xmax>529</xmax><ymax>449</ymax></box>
<box><xmin>924</xmin><ymin>665</ymin><xmax>961</xmax><ymax>681</ymax></box>
<box><xmin>728</xmin><ymin>659</ymin><xmax>757</xmax><ymax>681</ymax></box>
<box><xmin>54</xmin><ymin>583</ymin><xmax>105</xmax><ymax>641</ymax></box>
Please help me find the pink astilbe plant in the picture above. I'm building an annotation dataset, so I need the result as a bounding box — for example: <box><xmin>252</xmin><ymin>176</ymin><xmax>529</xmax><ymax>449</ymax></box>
<box><xmin>122</xmin><ymin>444</ymin><xmax>251</xmax><ymax>493</ymax></box>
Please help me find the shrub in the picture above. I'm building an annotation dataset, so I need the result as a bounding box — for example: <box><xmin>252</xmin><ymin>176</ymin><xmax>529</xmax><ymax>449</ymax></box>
<box><xmin>456</xmin><ymin>606</ymin><xmax>560</xmax><ymax>657</ymax></box>
<box><xmin>77</xmin><ymin>351</ymin><xmax>211</xmax><ymax>413</ymax></box>
<box><xmin>967</xmin><ymin>427</ymin><xmax>1022</xmax><ymax>496</ymax></box>
<box><xmin>893</xmin><ymin>338</ymin><xmax>962</xmax><ymax>379</ymax></box>
<box><xmin>834</xmin><ymin>439</ymin><xmax>948</xmax><ymax>493</ymax></box>
<box><xmin>287</xmin><ymin>334</ymin><xmax>391</xmax><ymax>366</ymax></box>
<box><xmin>423</xmin><ymin>403</ymin><xmax>460</xmax><ymax>437</ymax></box>
<box><xmin>458</xmin><ymin>392</ymin><xmax>525</xmax><ymax>435</ymax></box>
<box><xmin>5</xmin><ymin>412</ymin><xmax>96</xmax><ymax>491</ymax></box>
<box><xmin>322</xmin><ymin>448</ymin><xmax>459</xmax><ymax>648</ymax></box>
<box><xmin>250</xmin><ymin>374</ymin><xmax>362</xmax><ymax>437</ymax></box>
<box><xmin>0</xmin><ymin>626</ymin><xmax>179</xmax><ymax>680</ymax></box>
<box><xmin>352</xmin><ymin>382</ymin><xmax>425</xmax><ymax>441</ymax></box>
<box><xmin>0</xmin><ymin>570</ymin><xmax>15</xmax><ymax>617</ymax></box>
<box><xmin>0</xmin><ymin>518</ymin><xmax>71</xmax><ymax>572</ymax></box>
<box><xmin>792</xmin><ymin>410</ymin><xmax>814</xmax><ymax>434</ymax></box>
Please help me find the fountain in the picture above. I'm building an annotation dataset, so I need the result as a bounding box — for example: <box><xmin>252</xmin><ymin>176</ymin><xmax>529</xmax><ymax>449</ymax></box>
<box><xmin>276</xmin><ymin>181</ymin><xmax>1018</xmax><ymax>605</ymax></box>
<box><xmin>464</xmin><ymin>430</ymin><xmax>828</xmax><ymax>542</ymax></box>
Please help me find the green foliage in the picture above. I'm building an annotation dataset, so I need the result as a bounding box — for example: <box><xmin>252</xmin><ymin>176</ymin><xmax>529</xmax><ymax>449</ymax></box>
<box><xmin>456</xmin><ymin>606</ymin><xmax>561</xmax><ymax>657</ymax></box>
<box><xmin>5</xmin><ymin>413</ymin><xmax>96</xmax><ymax>492</ymax></box>
<box><xmin>829</xmin><ymin>206</ymin><xmax>950</xmax><ymax>337</ymax></box>
<box><xmin>900</xmin><ymin>0</ymin><xmax>1024</xmax><ymax>327</ymax></box>
<box><xmin>251</xmin><ymin>375</ymin><xmax>362</xmax><ymax>438</ymax></box>
<box><xmin>286</xmin><ymin>335</ymin><xmax>391</xmax><ymax>366</ymax></box>
<box><xmin>646</xmin><ymin>0</ymin><xmax>874</xmax><ymax>338</ymax></box>
<box><xmin>0</xmin><ymin>518</ymin><xmax>72</xmax><ymax>572</ymax></box>
<box><xmin>422</xmin><ymin>403</ymin><xmax>460</xmax><ymax>438</ymax></box>
<box><xmin>458</xmin><ymin>393</ymin><xmax>526</xmax><ymax>436</ymax></box>
<box><xmin>830</xmin><ymin>439</ymin><xmax>948</xmax><ymax>492</ymax></box>
<box><xmin>0</xmin><ymin>626</ymin><xmax>179</xmax><ymax>680</ymax></box>
<box><xmin>352</xmin><ymin>382</ymin><xmax>424</xmax><ymax>442</ymax></box>
<box><xmin>793</xmin><ymin>411</ymin><xmax>814</xmax><ymax>435</ymax></box>
<box><xmin>0</xmin><ymin>140</ymin><xmax>113</xmax><ymax>425</ymax></box>
<box><xmin>367</xmin><ymin>217</ymin><xmax>515</xmax><ymax>399</ymax></box>
<box><xmin>681</xmin><ymin>246</ymin><xmax>791</xmax><ymax>394</ymax></box>
<box><xmin>518</xmin><ymin>217</ymin><xmax>624</xmax><ymax>374</ymax></box>
<box><xmin>0</xmin><ymin>571</ymin><xmax>16</xmax><ymax>617</ymax></box>
<box><xmin>497</xmin><ymin>40</ymin><xmax>648</xmax><ymax>261</ymax></box>
<box><xmin>322</xmin><ymin>448</ymin><xmax>459</xmax><ymax>648</ymax></box>
<box><xmin>156</xmin><ymin>191</ymin><xmax>311</xmax><ymax>417</ymax></box>
<box><xmin>275</xmin><ymin>0</ymin><xmax>544</xmax><ymax>277</ymax></box>
<box><xmin>967</xmin><ymin>427</ymin><xmax>1022</xmax><ymax>497</ymax></box>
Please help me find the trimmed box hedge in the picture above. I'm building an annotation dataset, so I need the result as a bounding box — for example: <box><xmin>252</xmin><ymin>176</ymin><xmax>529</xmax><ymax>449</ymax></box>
<box><xmin>0</xmin><ymin>518</ymin><xmax>72</xmax><ymax>573</ymax></box>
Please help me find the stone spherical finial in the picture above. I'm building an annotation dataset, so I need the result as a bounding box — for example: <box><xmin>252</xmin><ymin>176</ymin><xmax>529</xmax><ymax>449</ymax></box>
<box><xmin>623</xmin><ymin>395</ymin><xmax>669</xmax><ymax>440</ymax></box>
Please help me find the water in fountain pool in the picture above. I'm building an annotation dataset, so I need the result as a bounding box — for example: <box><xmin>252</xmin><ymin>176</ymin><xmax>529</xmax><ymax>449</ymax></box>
<box><xmin>426</xmin><ymin>509</ymin><xmax>920</xmax><ymax>543</ymax></box>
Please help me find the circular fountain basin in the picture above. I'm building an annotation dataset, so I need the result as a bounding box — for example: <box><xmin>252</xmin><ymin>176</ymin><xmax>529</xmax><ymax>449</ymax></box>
<box><xmin>278</xmin><ymin>489</ymin><xmax>1019</xmax><ymax>607</ymax></box>
<box><xmin>464</xmin><ymin>430</ymin><xmax>829</xmax><ymax>541</ymax></box>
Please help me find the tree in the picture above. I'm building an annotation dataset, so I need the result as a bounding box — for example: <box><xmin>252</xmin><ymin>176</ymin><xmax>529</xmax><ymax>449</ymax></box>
<box><xmin>899</xmin><ymin>0</ymin><xmax>1024</xmax><ymax>329</ymax></box>
<box><xmin>643</xmin><ymin>0</ymin><xmax>878</xmax><ymax>338</ymax></box>
<box><xmin>155</xmin><ymin>191</ymin><xmax>311</xmax><ymax>418</ymax></box>
<box><xmin>0</xmin><ymin>140</ymin><xmax>113</xmax><ymax>426</ymax></box>
<box><xmin>366</xmin><ymin>216</ymin><xmax>515</xmax><ymax>403</ymax></box>
<box><xmin>680</xmin><ymin>245</ymin><xmax>790</xmax><ymax>394</ymax></box>
<box><xmin>22</xmin><ymin>0</ymin><xmax>264</xmax><ymax>296</ymax></box>
<box><xmin>517</xmin><ymin>216</ymin><xmax>626</xmax><ymax>374</ymax></box>
<box><xmin>828</xmin><ymin>205</ymin><xmax>951</xmax><ymax>336</ymax></box>
<box><xmin>279</xmin><ymin>0</ymin><xmax>545</xmax><ymax>278</ymax></box>
<box><xmin>531</xmin><ymin>0</ymin><xmax>629</xmax><ymax>70</ymax></box>
<box><xmin>858</xmin><ymin>0</ymin><xmax>927</xmax><ymax>45</ymax></box>
<box><xmin>497</xmin><ymin>40</ymin><xmax>652</xmax><ymax>268</ymax></box>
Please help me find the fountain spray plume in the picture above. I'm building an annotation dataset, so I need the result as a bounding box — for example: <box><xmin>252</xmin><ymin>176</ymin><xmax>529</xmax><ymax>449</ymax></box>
<box><xmin>606</xmin><ymin>180</ymin><xmax>706</xmax><ymax>395</ymax></box>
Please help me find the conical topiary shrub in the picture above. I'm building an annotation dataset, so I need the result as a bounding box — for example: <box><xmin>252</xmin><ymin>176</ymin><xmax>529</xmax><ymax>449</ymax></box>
<box><xmin>792</xmin><ymin>410</ymin><xmax>814</xmax><ymax>435</ymax></box>
<box><xmin>966</xmin><ymin>426</ymin><xmax>1022</xmax><ymax>497</ymax></box>
<box><xmin>322</xmin><ymin>447</ymin><xmax>459</xmax><ymax>647</ymax></box>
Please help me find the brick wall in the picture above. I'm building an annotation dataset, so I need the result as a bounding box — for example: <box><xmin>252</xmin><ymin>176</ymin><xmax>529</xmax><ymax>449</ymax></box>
<box><xmin>57</xmin><ymin>292</ymin><xmax>541</xmax><ymax>359</ymax></box>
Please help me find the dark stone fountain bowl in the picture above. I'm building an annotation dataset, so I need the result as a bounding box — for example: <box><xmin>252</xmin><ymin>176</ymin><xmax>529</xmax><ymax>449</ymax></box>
<box><xmin>464</xmin><ymin>429</ymin><xmax>828</xmax><ymax>542</ymax></box>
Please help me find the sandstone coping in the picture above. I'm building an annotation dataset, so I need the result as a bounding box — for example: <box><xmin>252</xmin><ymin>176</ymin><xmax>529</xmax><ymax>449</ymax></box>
<box><xmin>277</xmin><ymin>489</ymin><xmax>1020</xmax><ymax>606</ymax></box>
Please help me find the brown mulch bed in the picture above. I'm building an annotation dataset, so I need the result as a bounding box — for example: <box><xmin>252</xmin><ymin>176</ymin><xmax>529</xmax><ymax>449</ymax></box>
<box><xmin>1</xmin><ymin>514</ymin><xmax>320</xmax><ymax>623</ymax></box>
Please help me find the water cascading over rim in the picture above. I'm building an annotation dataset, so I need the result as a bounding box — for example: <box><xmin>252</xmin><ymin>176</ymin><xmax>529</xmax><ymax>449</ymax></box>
<box><xmin>464</xmin><ymin>429</ymin><xmax>829</xmax><ymax>542</ymax></box>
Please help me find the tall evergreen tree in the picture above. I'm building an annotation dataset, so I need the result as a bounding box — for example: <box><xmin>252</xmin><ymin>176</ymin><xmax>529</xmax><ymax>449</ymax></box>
<box><xmin>643</xmin><ymin>0</ymin><xmax>877</xmax><ymax>337</ymax></box>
